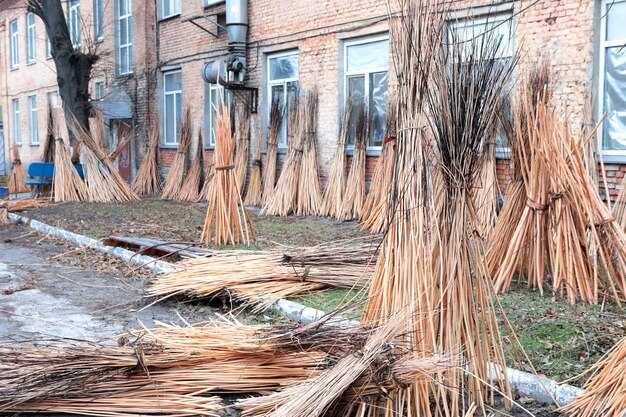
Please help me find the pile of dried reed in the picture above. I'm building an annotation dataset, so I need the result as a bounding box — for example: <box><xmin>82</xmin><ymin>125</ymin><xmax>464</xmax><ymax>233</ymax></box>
<box><xmin>53</xmin><ymin>138</ymin><xmax>88</xmax><ymax>202</ymax></box>
<box><xmin>132</xmin><ymin>120</ymin><xmax>162</xmax><ymax>195</ymax></box>
<box><xmin>199</xmin><ymin>152</ymin><xmax>215</xmax><ymax>201</ymax></box>
<box><xmin>263</xmin><ymin>96</ymin><xmax>303</xmax><ymax>216</ymax></box>
<box><xmin>162</xmin><ymin>108</ymin><xmax>192</xmax><ymax>200</ymax></box>
<box><xmin>338</xmin><ymin>105</ymin><xmax>367</xmax><ymax>221</ymax></box>
<box><xmin>473</xmin><ymin>140</ymin><xmax>499</xmax><ymax>239</ymax></box>
<box><xmin>0</xmin><ymin>198</ymin><xmax>46</xmax><ymax>224</ymax></box>
<box><xmin>296</xmin><ymin>90</ymin><xmax>323</xmax><ymax>216</ymax></box>
<box><xmin>487</xmin><ymin>63</ymin><xmax>626</xmax><ymax>304</ymax></box>
<box><xmin>262</xmin><ymin>98</ymin><xmax>284</xmax><ymax>204</ymax></box>
<box><xmin>321</xmin><ymin>108</ymin><xmax>349</xmax><ymax>218</ymax></box>
<box><xmin>147</xmin><ymin>237</ymin><xmax>377</xmax><ymax>310</ymax></box>
<box><xmin>8</xmin><ymin>146</ymin><xmax>29</xmax><ymax>194</ymax></box>
<box><xmin>245</xmin><ymin>129</ymin><xmax>264</xmax><ymax>206</ymax></box>
<box><xmin>202</xmin><ymin>100</ymin><xmax>254</xmax><ymax>246</ymax></box>
<box><xmin>359</xmin><ymin>96</ymin><xmax>397</xmax><ymax>232</ymax></box>
<box><xmin>41</xmin><ymin>106</ymin><xmax>56</xmax><ymax>162</ymax></box>
<box><xmin>178</xmin><ymin>131</ymin><xmax>204</xmax><ymax>202</ymax></box>
<box><xmin>234</xmin><ymin>107</ymin><xmax>251</xmax><ymax>197</ymax></box>
<box><xmin>560</xmin><ymin>336</ymin><xmax>626</xmax><ymax>417</ymax></box>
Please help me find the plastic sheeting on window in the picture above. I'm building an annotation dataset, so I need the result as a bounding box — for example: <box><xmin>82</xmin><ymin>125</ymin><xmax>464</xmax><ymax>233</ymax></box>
<box><xmin>607</xmin><ymin>1</ymin><xmax>626</xmax><ymax>41</ymax></box>
<box><xmin>269</xmin><ymin>54</ymin><xmax>299</xmax><ymax>81</ymax></box>
<box><xmin>346</xmin><ymin>40</ymin><xmax>389</xmax><ymax>72</ymax></box>
<box><xmin>369</xmin><ymin>71</ymin><xmax>388</xmax><ymax>147</ymax></box>
<box><xmin>603</xmin><ymin>47</ymin><xmax>626</xmax><ymax>151</ymax></box>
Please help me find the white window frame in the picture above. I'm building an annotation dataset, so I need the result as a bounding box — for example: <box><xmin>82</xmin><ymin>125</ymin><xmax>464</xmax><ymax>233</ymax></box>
<box><xmin>68</xmin><ymin>0</ymin><xmax>81</xmax><ymax>48</ymax></box>
<box><xmin>12</xmin><ymin>99</ymin><xmax>21</xmax><ymax>145</ymax></box>
<box><xmin>94</xmin><ymin>0</ymin><xmax>104</xmax><ymax>41</ymax></box>
<box><xmin>204</xmin><ymin>0</ymin><xmax>224</xmax><ymax>7</ymax></box>
<box><xmin>94</xmin><ymin>81</ymin><xmax>105</xmax><ymax>100</ymax></box>
<box><xmin>598</xmin><ymin>0</ymin><xmax>626</xmax><ymax>159</ymax></box>
<box><xmin>26</xmin><ymin>13</ymin><xmax>36</xmax><ymax>64</ymax></box>
<box><xmin>45</xmin><ymin>31</ymin><xmax>52</xmax><ymax>59</ymax></box>
<box><xmin>117</xmin><ymin>0</ymin><xmax>133</xmax><ymax>75</ymax></box>
<box><xmin>161</xmin><ymin>0</ymin><xmax>181</xmax><ymax>19</ymax></box>
<box><xmin>10</xmin><ymin>19</ymin><xmax>19</xmax><ymax>69</ymax></box>
<box><xmin>163</xmin><ymin>70</ymin><xmax>182</xmax><ymax>146</ymax></box>
<box><xmin>207</xmin><ymin>83</ymin><xmax>232</xmax><ymax>148</ymax></box>
<box><xmin>267</xmin><ymin>50</ymin><xmax>299</xmax><ymax>149</ymax></box>
<box><xmin>28</xmin><ymin>95</ymin><xmax>39</xmax><ymax>145</ymax></box>
<box><xmin>343</xmin><ymin>35</ymin><xmax>389</xmax><ymax>152</ymax></box>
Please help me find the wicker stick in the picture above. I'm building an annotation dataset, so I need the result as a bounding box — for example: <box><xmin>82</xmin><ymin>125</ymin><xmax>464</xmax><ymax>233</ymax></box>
<box><xmin>261</xmin><ymin>98</ymin><xmax>284</xmax><ymax>204</ymax></box>
<box><xmin>234</xmin><ymin>106</ymin><xmax>251</xmax><ymax>198</ymax></box>
<box><xmin>245</xmin><ymin>129</ymin><xmax>264</xmax><ymax>206</ymax></box>
<box><xmin>338</xmin><ymin>105</ymin><xmax>367</xmax><ymax>221</ymax></box>
<box><xmin>321</xmin><ymin>107</ymin><xmax>350</xmax><ymax>219</ymax></box>
<box><xmin>132</xmin><ymin>120</ymin><xmax>162</xmax><ymax>195</ymax></box>
<box><xmin>52</xmin><ymin>138</ymin><xmax>88</xmax><ymax>202</ymax></box>
<box><xmin>8</xmin><ymin>146</ymin><xmax>29</xmax><ymax>194</ymax></box>
<box><xmin>295</xmin><ymin>90</ymin><xmax>323</xmax><ymax>216</ymax></box>
<box><xmin>162</xmin><ymin>108</ymin><xmax>192</xmax><ymax>200</ymax></box>
<box><xmin>178</xmin><ymin>131</ymin><xmax>204</xmax><ymax>202</ymax></box>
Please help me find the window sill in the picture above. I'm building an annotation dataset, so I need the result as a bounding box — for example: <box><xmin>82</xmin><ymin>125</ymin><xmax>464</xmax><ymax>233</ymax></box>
<box><xmin>601</xmin><ymin>153</ymin><xmax>626</xmax><ymax>164</ymax></box>
<box><xmin>117</xmin><ymin>71</ymin><xmax>134</xmax><ymax>78</ymax></box>
<box><xmin>29</xmin><ymin>143</ymin><xmax>40</xmax><ymax>147</ymax></box>
<box><xmin>345</xmin><ymin>147</ymin><xmax>382</xmax><ymax>157</ymax></box>
<box><xmin>10</xmin><ymin>66</ymin><xmax>19</xmax><ymax>71</ymax></box>
<box><xmin>159</xmin><ymin>144</ymin><xmax>179</xmax><ymax>149</ymax></box>
<box><xmin>95</xmin><ymin>37</ymin><xmax>104</xmax><ymax>44</ymax></box>
<box><xmin>159</xmin><ymin>13</ymin><xmax>181</xmax><ymax>22</ymax></box>
<box><xmin>27</xmin><ymin>60</ymin><xmax>36</xmax><ymax>66</ymax></box>
<box><xmin>204</xmin><ymin>1</ymin><xmax>225</xmax><ymax>8</ymax></box>
<box><xmin>495</xmin><ymin>148</ymin><xmax>511</xmax><ymax>159</ymax></box>
<box><xmin>204</xmin><ymin>146</ymin><xmax>216</xmax><ymax>150</ymax></box>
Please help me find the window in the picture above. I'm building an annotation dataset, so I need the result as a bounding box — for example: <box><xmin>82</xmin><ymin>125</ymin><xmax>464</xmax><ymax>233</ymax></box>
<box><xmin>344</xmin><ymin>36</ymin><xmax>389</xmax><ymax>149</ymax></box>
<box><xmin>68</xmin><ymin>0</ymin><xmax>81</xmax><ymax>47</ymax></box>
<box><xmin>10</xmin><ymin>19</ymin><xmax>19</xmax><ymax>69</ymax></box>
<box><xmin>163</xmin><ymin>70</ymin><xmax>182</xmax><ymax>145</ymax></box>
<box><xmin>599</xmin><ymin>0</ymin><xmax>626</xmax><ymax>155</ymax></box>
<box><xmin>267</xmin><ymin>51</ymin><xmax>299</xmax><ymax>148</ymax></box>
<box><xmin>206</xmin><ymin>83</ymin><xmax>232</xmax><ymax>147</ymax></box>
<box><xmin>12</xmin><ymin>99</ymin><xmax>21</xmax><ymax>145</ymax></box>
<box><xmin>161</xmin><ymin>0</ymin><xmax>181</xmax><ymax>18</ymax></box>
<box><xmin>117</xmin><ymin>0</ymin><xmax>133</xmax><ymax>74</ymax></box>
<box><xmin>26</xmin><ymin>13</ymin><xmax>36</xmax><ymax>64</ymax></box>
<box><xmin>204</xmin><ymin>0</ymin><xmax>224</xmax><ymax>6</ymax></box>
<box><xmin>94</xmin><ymin>81</ymin><xmax>105</xmax><ymax>100</ymax></box>
<box><xmin>47</xmin><ymin>91</ymin><xmax>60</xmax><ymax>112</ymax></box>
<box><xmin>46</xmin><ymin>31</ymin><xmax>52</xmax><ymax>58</ymax></box>
<box><xmin>94</xmin><ymin>0</ymin><xmax>104</xmax><ymax>41</ymax></box>
<box><xmin>28</xmin><ymin>95</ymin><xmax>39</xmax><ymax>145</ymax></box>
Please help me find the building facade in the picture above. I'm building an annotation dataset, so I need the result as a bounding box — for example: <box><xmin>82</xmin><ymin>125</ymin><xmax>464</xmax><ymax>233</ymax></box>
<box><xmin>0</xmin><ymin>0</ymin><xmax>624</xmax><ymax>199</ymax></box>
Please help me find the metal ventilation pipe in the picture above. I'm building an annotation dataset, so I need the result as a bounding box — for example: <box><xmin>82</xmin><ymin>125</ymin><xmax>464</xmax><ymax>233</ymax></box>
<box><xmin>202</xmin><ymin>0</ymin><xmax>248</xmax><ymax>85</ymax></box>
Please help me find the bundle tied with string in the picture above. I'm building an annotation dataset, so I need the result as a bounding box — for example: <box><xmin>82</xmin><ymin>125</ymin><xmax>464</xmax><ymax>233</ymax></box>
<box><xmin>162</xmin><ymin>107</ymin><xmax>192</xmax><ymax>200</ymax></box>
<box><xmin>132</xmin><ymin>119</ymin><xmax>162</xmax><ymax>195</ymax></box>
<box><xmin>52</xmin><ymin>137</ymin><xmax>88</xmax><ymax>202</ymax></box>
<box><xmin>8</xmin><ymin>146</ymin><xmax>29</xmax><ymax>194</ymax></box>
<box><xmin>295</xmin><ymin>90</ymin><xmax>323</xmax><ymax>216</ymax></box>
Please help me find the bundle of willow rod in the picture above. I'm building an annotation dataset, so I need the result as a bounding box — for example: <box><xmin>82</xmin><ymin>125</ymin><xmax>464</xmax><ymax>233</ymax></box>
<box><xmin>199</xmin><ymin>152</ymin><xmax>215</xmax><ymax>201</ymax></box>
<box><xmin>262</xmin><ymin>98</ymin><xmax>284</xmax><ymax>204</ymax></box>
<box><xmin>41</xmin><ymin>106</ymin><xmax>56</xmax><ymax>162</ymax></box>
<box><xmin>148</xmin><ymin>237</ymin><xmax>377</xmax><ymax>310</ymax></box>
<box><xmin>8</xmin><ymin>146</ymin><xmax>29</xmax><ymax>194</ymax></box>
<box><xmin>360</xmin><ymin>3</ymin><xmax>514</xmax><ymax>416</ymax></box>
<box><xmin>0</xmin><ymin>318</ymin><xmax>372</xmax><ymax>416</ymax></box>
<box><xmin>613</xmin><ymin>181</ymin><xmax>626</xmax><ymax>231</ymax></box>
<box><xmin>178</xmin><ymin>131</ymin><xmax>204</xmax><ymax>202</ymax></box>
<box><xmin>234</xmin><ymin>107</ymin><xmax>251</xmax><ymax>197</ymax></box>
<box><xmin>338</xmin><ymin>105</ymin><xmax>367</xmax><ymax>221</ymax></box>
<box><xmin>359</xmin><ymin>95</ymin><xmax>397</xmax><ymax>232</ymax></box>
<box><xmin>53</xmin><ymin>138</ymin><xmax>88</xmax><ymax>202</ymax></box>
<box><xmin>296</xmin><ymin>90</ymin><xmax>323</xmax><ymax>216</ymax></box>
<box><xmin>132</xmin><ymin>120</ymin><xmax>162</xmax><ymax>195</ymax></box>
<box><xmin>202</xmin><ymin>100</ymin><xmax>254</xmax><ymax>246</ymax></box>
<box><xmin>263</xmin><ymin>96</ymin><xmax>303</xmax><ymax>216</ymax></box>
<box><xmin>71</xmin><ymin>118</ymin><xmax>139</xmax><ymax>203</ymax></box>
<box><xmin>245</xmin><ymin>128</ymin><xmax>264</xmax><ymax>206</ymax></box>
<box><xmin>321</xmin><ymin>107</ymin><xmax>349</xmax><ymax>218</ymax></box>
<box><xmin>487</xmin><ymin>63</ymin><xmax>626</xmax><ymax>304</ymax></box>
<box><xmin>162</xmin><ymin>108</ymin><xmax>192</xmax><ymax>200</ymax></box>
<box><xmin>559</xmin><ymin>336</ymin><xmax>626</xmax><ymax>417</ymax></box>
<box><xmin>473</xmin><ymin>139</ymin><xmax>499</xmax><ymax>240</ymax></box>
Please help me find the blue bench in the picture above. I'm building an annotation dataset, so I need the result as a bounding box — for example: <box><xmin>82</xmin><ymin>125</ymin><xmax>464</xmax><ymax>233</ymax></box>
<box><xmin>23</xmin><ymin>162</ymin><xmax>84</xmax><ymax>197</ymax></box>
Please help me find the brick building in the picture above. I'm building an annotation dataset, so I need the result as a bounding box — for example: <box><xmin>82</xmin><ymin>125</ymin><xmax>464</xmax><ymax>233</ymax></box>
<box><xmin>0</xmin><ymin>0</ymin><xmax>625</xmax><ymax>199</ymax></box>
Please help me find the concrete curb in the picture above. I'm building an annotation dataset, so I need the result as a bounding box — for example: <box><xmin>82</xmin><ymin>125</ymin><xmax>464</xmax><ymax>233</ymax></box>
<box><xmin>8</xmin><ymin>212</ymin><xmax>585</xmax><ymax>409</ymax></box>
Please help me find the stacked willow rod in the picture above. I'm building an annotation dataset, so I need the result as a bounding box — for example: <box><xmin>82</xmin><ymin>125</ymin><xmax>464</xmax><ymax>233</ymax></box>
<box><xmin>473</xmin><ymin>140</ymin><xmax>499</xmax><ymax>239</ymax></box>
<box><xmin>263</xmin><ymin>97</ymin><xmax>303</xmax><ymax>216</ymax></box>
<box><xmin>202</xmin><ymin>100</ymin><xmax>254</xmax><ymax>246</ymax></box>
<box><xmin>338</xmin><ymin>105</ymin><xmax>367</xmax><ymax>221</ymax></box>
<box><xmin>614</xmin><ymin>182</ymin><xmax>626</xmax><ymax>231</ymax></box>
<box><xmin>234</xmin><ymin>107</ymin><xmax>251</xmax><ymax>197</ymax></box>
<box><xmin>295</xmin><ymin>90</ymin><xmax>323</xmax><ymax>216</ymax></box>
<box><xmin>162</xmin><ymin>108</ymin><xmax>192</xmax><ymax>200</ymax></box>
<box><xmin>53</xmin><ymin>138</ymin><xmax>88</xmax><ymax>202</ymax></box>
<box><xmin>262</xmin><ymin>98</ymin><xmax>284</xmax><ymax>204</ymax></box>
<box><xmin>8</xmin><ymin>146</ymin><xmax>29</xmax><ymax>194</ymax></box>
<box><xmin>321</xmin><ymin>107</ymin><xmax>349</xmax><ymax>218</ymax></box>
<box><xmin>132</xmin><ymin>120</ymin><xmax>162</xmax><ymax>195</ymax></box>
<box><xmin>199</xmin><ymin>152</ymin><xmax>215</xmax><ymax>201</ymax></box>
<box><xmin>148</xmin><ymin>237</ymin><xmax>378</xmax><ymax>310</ymax></box>
<box><xmin>41</xmin><ymin>106</ymin><xmax>56</xmax><ymax>163</ymax></box>
<box><xmin>245</xmin><ymin>128</ymin><xmax>264</xmax><ymax>206</ymax></box>
<box><xmin>559</xmin><ymin>336</ymin><xmax>626</xmax><ymax>417</ymax></box>
<box><xmin>178</xmin><ymin>131</ymin><xmax>204</xmax><ymax>202</ymax></box>
<box><xmin>359</xmin><ymin>96</ymin><xmax>397</xmax><ymax>232</ymax></box>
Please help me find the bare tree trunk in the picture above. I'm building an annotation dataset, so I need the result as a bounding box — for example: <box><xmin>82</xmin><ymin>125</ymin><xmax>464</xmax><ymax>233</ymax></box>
<box><xmin>28</xmin><ymin>0</ymin><xmax>97</xmax><ymax>145</ymax></box>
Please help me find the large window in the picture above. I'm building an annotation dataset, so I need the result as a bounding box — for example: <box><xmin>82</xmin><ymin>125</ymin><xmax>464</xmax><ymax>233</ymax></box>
<box><xmin>12</xmin><ymin>99</ymin><xmax>21</xmax><ymax>145</ymax></box>
<box><xmin>10</xmin><ymin>19</ymin><xmax>19</xmax><ymax>69</ymax></box>
<box><xmin>206</xmin><ymin>83</ymin><xmax>232</xmax><ymax>147</ymax></box>
<box><xmin>94</xmin><ymin>0</ymin><xmax>104</xmax><ymax>41</ymax></box>
<box><xmin>117</xmin><ymin>0</ymin><xmax>133</xmax><ymax>75</ymax></box>
<box><xmin>267</xmin><ymin>51</ymin><xmax>299</xmax><ymax>148</ymax></box>
<box><xmin>163</xmin><ymin>70</ymin><xmax>182</xmax><ymax>145</ymax></box>
<box><xmin>94</xmin><ymin>81</ymin><xmax>105</xmax><ymax>100</ymax></box>
<box><xmin>161</xmin><ymin>0</ymin><xmax>181</xmax><ymax>18</ymax></box>
<box><xmin>344</xmin><ymin>36</ymin><xmax>389</xmax><ymax>149</ymax></box>
<box><xmin>26</xmin><ymin>13</ymin><xmax>36</xmax><ymax>64</ymax></box>
<box><xmin>28</xmin><ymin>95</ymin><xmax>39</xmax><ymax>145</ymax></box>
<box><xmin>68</xmin><ymin>0</ymin><xmax>81</xmax><ymax>47</ymax></box>
<box><xmin>599</xmin><ymin>0</ymin><xmax>626</xmax><ymax>154</ymax></box>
